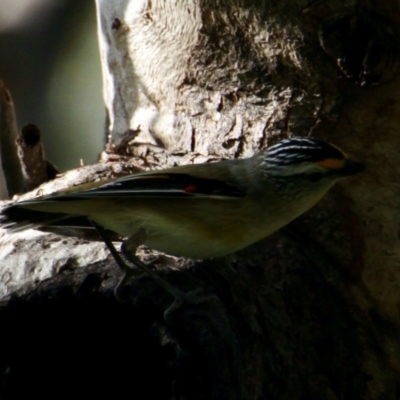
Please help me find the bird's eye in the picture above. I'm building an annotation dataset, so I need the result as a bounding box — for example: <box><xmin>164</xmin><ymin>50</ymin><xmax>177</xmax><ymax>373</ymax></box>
<box><xmin>306</xmin><ymin>173</ymin><xmax>324</xmax><ymax>182</ymax></box>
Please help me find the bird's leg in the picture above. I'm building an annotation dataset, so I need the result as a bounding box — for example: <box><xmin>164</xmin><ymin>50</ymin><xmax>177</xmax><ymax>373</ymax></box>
<box><xmin>91</xmin><ymin>222</ymin><xmax>227</xmax><ymax>349</ymax></box>
<box><xmin>91</xmin><ymin>221</ymin><xmax>186</xmax><ymax>301</ymax></box>
<box><xmin>124</xmin><ymin>237</ymin><xmax>222</xmax><ymax>310</ymax></box>
<box><xmin>91</xmin><ymin>222</ymin><xmax>141</xmax><ymax>301</ymax></box>
<box><xmin>120</xmin><ymin>240</ymin><xmax>186</xmax><ymax>300</ymax></box>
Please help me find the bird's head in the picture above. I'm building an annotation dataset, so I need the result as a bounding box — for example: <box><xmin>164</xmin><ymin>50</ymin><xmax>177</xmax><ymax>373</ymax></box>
<box><xmin>258</xmin><ymin>137</ymin><xmax>364</xmax><ymax>200</ymax></box>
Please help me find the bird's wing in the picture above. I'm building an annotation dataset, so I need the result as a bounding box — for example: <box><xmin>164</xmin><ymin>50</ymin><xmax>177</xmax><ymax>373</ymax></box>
<box><xmin>50</xmin><ymin>172</ymin><xmax>246</xmax><ymax>200</ymax></box>
<box><xmin>0</xmin><ymin>168</ymin><xmax>245</xmax><ymax>233</ymax></box>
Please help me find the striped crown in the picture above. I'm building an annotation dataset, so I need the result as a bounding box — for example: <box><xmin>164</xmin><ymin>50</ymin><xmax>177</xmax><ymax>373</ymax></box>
<box><xmin>265</xmin><ymin>137</ymin><xmax>345</xmax><ymax>165</ymax></box>
<box><xmin>259</xmin><ymin>137</ymin><xmax>349</xmax><ymax>178</ymax></box>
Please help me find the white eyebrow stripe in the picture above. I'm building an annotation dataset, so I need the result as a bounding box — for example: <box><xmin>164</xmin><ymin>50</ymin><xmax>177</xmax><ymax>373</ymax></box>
<box><xmin>267</xmin><ymin>144</ymin><xmax>321</xmax><ymax>156</ymax></box>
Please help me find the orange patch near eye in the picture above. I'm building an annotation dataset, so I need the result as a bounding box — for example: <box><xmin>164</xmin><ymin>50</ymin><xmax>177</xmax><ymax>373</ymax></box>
<box><xmin>316</xmin><ymin>158</ymin><xmax>346</xmax><ymax>170</ymax></box>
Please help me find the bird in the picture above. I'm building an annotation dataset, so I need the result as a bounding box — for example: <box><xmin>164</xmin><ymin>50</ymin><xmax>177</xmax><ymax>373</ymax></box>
<box><xmin>0</xmin><ymin>137</ymin><xmax>364</xmax><ymax>299</ymax></box>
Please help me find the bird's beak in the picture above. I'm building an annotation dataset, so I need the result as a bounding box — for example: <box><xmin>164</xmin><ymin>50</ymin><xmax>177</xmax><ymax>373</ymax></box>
<box><xmin>338</xmin><ymin>158</ymin><xmax>365</xmax><ymax>177</ymax></box>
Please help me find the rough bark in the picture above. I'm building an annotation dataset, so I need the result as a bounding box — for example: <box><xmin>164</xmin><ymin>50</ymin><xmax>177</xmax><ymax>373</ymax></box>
<box><xmin>0</xmin><ymin>81</ymin><xmax>24</xmax><ymax>198</ymax></box>
<box><xmin>1</xmin><ymin>0</ymin><xmax>400</xmax><ymax>399</ymax></box>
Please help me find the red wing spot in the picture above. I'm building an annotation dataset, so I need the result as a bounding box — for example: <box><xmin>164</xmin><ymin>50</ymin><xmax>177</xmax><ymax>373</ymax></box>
<box><xmin>184</xmin><ymin>185</ymin><xmax>198</xmax><ymax>192</ymax></box>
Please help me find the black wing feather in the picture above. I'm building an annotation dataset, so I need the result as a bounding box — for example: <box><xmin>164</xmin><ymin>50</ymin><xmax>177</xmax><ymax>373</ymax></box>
<box><xmin>0</xmin><ymin>172</ymin><xmax>244</xmax><ymax>233</ymax></box>
<box><xmin>51</xmin><ymin>173</ymin><xmax>245</xmax><ymax>200</ymax></box>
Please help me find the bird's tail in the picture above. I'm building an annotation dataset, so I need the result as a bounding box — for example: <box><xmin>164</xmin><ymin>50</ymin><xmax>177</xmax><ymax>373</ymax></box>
<box><xmin>0</xmin><ymin>201</ymin><xmax>120</xmax><ymax>241</ymax></box>
<box><xmin>0</xmin><ymin>202</ymin><xmax>88</xmax><ymax>232</ymax></box>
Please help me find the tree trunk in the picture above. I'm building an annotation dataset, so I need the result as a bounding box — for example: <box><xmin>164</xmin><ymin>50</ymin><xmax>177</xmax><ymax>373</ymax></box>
<box><xmin>1</xmin><ymin>0</ymin><xmax>400</xmax><ymax>399</ymax></box>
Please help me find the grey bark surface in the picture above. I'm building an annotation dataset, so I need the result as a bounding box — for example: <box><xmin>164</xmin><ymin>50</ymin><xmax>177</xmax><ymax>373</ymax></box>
<box><xmin>1</xmin><ymin>0</ymin><xmax>400</xmax><ymax>399</ymax></box>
